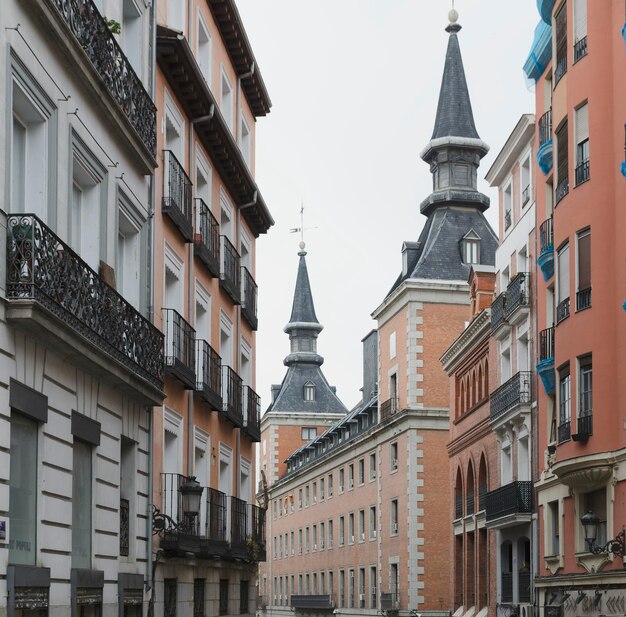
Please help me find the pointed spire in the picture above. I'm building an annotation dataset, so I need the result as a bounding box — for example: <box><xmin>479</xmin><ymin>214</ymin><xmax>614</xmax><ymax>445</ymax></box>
<box><xmin>431</xmin><ymin>9</ymin><xmax>480</xmax><ymax>141</ymax></box>
<box><xmin>287</xmin><ymin>242</ymin><xmax>320</xmax><ymax>327</ymax></box>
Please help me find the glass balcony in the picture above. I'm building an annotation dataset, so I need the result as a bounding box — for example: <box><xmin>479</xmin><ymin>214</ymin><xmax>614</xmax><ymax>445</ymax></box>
<box><xmin>163</xmin><ymin>308</ymin><xmax>196</xmax><ymax>388</ymax></box>
<box><xmin>220</xmin><ymin>236</ymin><xmax>241</xmax><ymax>304</ymax></box>
<box><xmin>537</xmin><ymin>217</ymin><xmax>554</xmax><ymax>281</ymax></box>
<box><xmin>537</xmin><ymin>327</ymin><xmax>555</xmax><ymax>395</ymax></box>
<box><xmin>537</xmin><ymin>109</ymin><xmax>553</xmax><ymax>174</ymax></box>
<box><xmin>194</xmin><ymin>199</ymin><xmax>220</xmax><ymax>277</ymax></box>
<box><xmin>241</xmin><ymin>267</ymin><xmax>258</xmax><ymax>330</ymax></box>
<box><xmin>490</xmin><ymin>372</ymin><xmax>533</xmax><ymax>423</ymax></box>
<box><xmin>5</xmin><ymin>214</ymin><xmax>164</xmax><ymax>393</ymax></box>
<box><xmin>163</xmin><ymin>150</ymin><xmax>194</xmax><ymax>243</ymax></box>
<box><xmin>485</xmin><ymin>481</ymin><xmax>533</xmax><ymax>524</ymax></box>
<box><xmin>195</xmin><ymin>339</ymin><xmax>222</xmax><ymax>410</ymax></box>
<box><xmin>221</xmin><ymin>365</ymin><xmax>244</xmax><ymax>427</ymax></box>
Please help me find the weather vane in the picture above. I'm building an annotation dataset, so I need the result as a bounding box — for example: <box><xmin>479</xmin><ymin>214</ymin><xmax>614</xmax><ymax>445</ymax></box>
<box><xmin>289</xmin><ymin>202</ymin><xmax>317</xmax><ymax>248</ymax></box>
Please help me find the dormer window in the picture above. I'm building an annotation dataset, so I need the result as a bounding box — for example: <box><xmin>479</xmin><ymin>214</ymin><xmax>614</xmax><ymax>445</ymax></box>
<box><xmin>461</xmin><ymin>230</ymin><xmax>481</xmax><ymax>264</ymax></box>
<box><xmin>304</xmin><ymin>381</ymin><xmax>316</xmax><ymax>402</ymax></box>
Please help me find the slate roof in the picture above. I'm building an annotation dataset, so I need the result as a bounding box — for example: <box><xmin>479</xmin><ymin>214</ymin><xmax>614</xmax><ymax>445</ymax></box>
<box><xmin>288</xmin><ymin>251</ymin><xmax>319</xmax><ymax>326</ymax></box>
<box><xmin>431</xmin><ymin>23</ymin><xmax>480</xmax><ymax>141</ymax></box>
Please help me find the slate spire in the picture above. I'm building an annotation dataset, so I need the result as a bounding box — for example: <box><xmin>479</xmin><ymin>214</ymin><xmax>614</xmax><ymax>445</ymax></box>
<box><xmin>287</xmin><ymin>243</ymin><xmax>320</xmax><ymax>327</ymax></box>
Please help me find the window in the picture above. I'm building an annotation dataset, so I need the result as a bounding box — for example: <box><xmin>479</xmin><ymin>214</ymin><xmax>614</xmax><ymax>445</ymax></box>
<box><xmin>503</xmin><ymin>184</ymin><xmax>512</xmax><ymax>230</ymax></box>
<box><xmin>583</xmin><ymin>488</ymin><xmax>607</xmax><ymax>547</ymax></box>
<box><xmin>349</xmin><ymin>570</ymin><xmax>355</xmax><ymax>608</ymax></box>
<box><xmin>328</xmin><ymin>473</ymin><xmax>333</xmax><ymax>497</ymax></box>
<box><xmin>298</xmin><ymin>528</ymin><xmax>303</xmax><ymax>554</ymax></box>
<box><xmin>339</xmin><ymin>468</ymin><xmax>345</xmax><ymax>493</ymax></box>
<box><xmin>194</xmin><ymin>579</ymin><xmax>205</xmax><ymax>617</ymax></box>
<box><xmin>122</xmin><ymin>0</ymin><xmax>143</xmax><ymax>77</ymax></box>
<box><xmin>576</xmin><ymin>228</ymin><xmax>591</xmax><ymax>310</ymax></box>
<box><xmin>118</xmin><ymin>190</ymin><xmax>146</xmax><ymax>310</ymax></box>
<box><xmin>164</xmin><ymin>579</ymin><xmax>177</xmax><ymax>617</ymax></box>
<box><xmin>328</xmin><ymin>571</ymin><xmax>333</xmax><ymax>598</ymax></box>
<box><xmin>557</xmin><ymin>242</ymin><xmax>570</xmax><ymax>322</ymax></box>
<box><xmin>555</xmin><ymin>120</ymin><xmax>569</xmax><ymax>203</ymax></box>
<box><xmin>558</xmin><ymin>365</ymin><xmax>571</xmax><ymax>442</ymax></box>
<box><xmin>462</xmin><ymin>230</ymin><xmax>481</xmax><ymax>263</ymax></box>
<box><xmin>197</xmin><ymin>15</ymin><xmax>212</xmax><ymax>85</ymax></box>
<box><xmin>547</xmin><ymin>501</ymin><xmax>560</xmax><ymax>555</ymax></box>
<box><xmin>578</xmin><ymin>356</ymin><xmax>592</xmax><ymax>435</ymax></box>
<box><xmin>328</xmin><ymin>519</ymin><xmax>334</xmax><ymax>548</ymax></box>
<box><xmin>358</xmin><ymin>509</ymin><xmax>365</xmax><ymax>542</ymax></box>
<box><xmin>370</xmin><ymin>567</ymin><xmax>377</xmax><ymax>609</ymax></box>
<box><xmin>575</xmin><ymin>104</ymin><xmax>589</xmax><ymax>185</ymax></box>
<box><xmin>320</xmin><ymin>522</ymin><xmax>325</xmax><ymax>549</ymax></box>
<box><xmin>219</xmin><ymin>580</ymin><xmax>229</xmax><ymax>616</ymax></box>
<box><xmin>303</xmin><ymin>380</ymin><xmax>316</xmax><ymax>402</ymax></box>
<box><xmin>298</xmin><ymin>488</ymin><xmax>302</xmax><ymax>509</ymax></box>
<box><xmin>120</xmin><ymin>437</ymin><xmax>135</xmax><ymax>558</ymax></box>
<box><xmin>305</xmin><ymin>527</ymin><xmax>310</xmax><ymax>552</ymax></box>
<box><xmin>221</xmin><ymin>69</ymin><xmax>233</xmax><ymax>131</ymax></box>
<box><xmin>389</xmin><ymin>331</ymin><xmax>396</xmax><ymax>359</ymax></box>
<box><xmin>312</xmin><ymin>525</ymin><xmax>317</xmax><ymax>551</ymax></box>
<box><xmin>358</xmin><ymin>459</ymin><xmax>365</xmax><ymax>485</ymax></box>
<box><xmin>348</xmin><ymin>464</ymin><xmax>354</xmax><ymax>489</ymax></box>
<box><xmin>290</xmin><ymin>531</ymin><xmax>295</xmax><ymax>555</ymax></box>
<box><xmin>339</xmin><ymin>516</ymin><xmax>345</xmax><ymax>546</ymax></box>
<box><xmin>72</xmin><ymin>439</ymin><xmax>93</xmax><ymax>568</ymax></box>
<box><xmin>573</xmin><ymin>0</ymin><xmax>588</xmax><ymax>62</ymax></box>
<box><xmin>369</xmin><ymin>506</ymin><xmax>377</xmax><ymax>539</ymax></box>
<box><xmin>358</xmin><ymin>568</ymin><xmax>365</xmax><ymax>608</ymax></box>
<box><xmin>305</xmin><ymin>485</ymin><xmax>309</xmax><ymax>507</ymax></box>
<box><xmin>391</xmin><ymin>499</ymin><xmax>398</xmax><ymax>535</ymax></box>
<box><xmin>240</xmin><ymin>115</ymin><xmax>251</xmax><ymax>166</ymax></box>
<box><xmin>521</xmin><ymin>157</ymin><xmax>531</xmax><ymax>206</ymax></box>
<box><xmin>339</xmin><ymin>570</ymin><xmax>345</xmax><ymax>608</ymax></box>
<box><xmin>320</xmin><ymin>477</ymin><xmax>325</xmax><ymax>500</ymax></box>
<box><xmin>369</xmin><ymin>452</ymin><xmax>376</xmax><ymax>480</ymax></box>
<box><xmin>554</xmin><ymin>1</ymin><xmax>568</xmax><ymax>84</ymax></box>
<box><xmin>348</xmin><ymin>512</ymin><xmax>355</xmax><ymax>544</ymax></box>
<box><xmin>9</xmin><ymin>412</ymin><xmax>39</xmax><ymax>565</ymax></box>
<box><xmin>312</xmin><ymin>481</ymin><xmax>317</xmax><ymax>504</ymax></box>
<box><xmin>301</xmin><ymin>426</ymin><xmax>316</xmax><ymax>441</ymax></box>
<box><xmin>390</xmin><ymin>442</ymin><xmax>398</xmax><ymax>471</ymax></box>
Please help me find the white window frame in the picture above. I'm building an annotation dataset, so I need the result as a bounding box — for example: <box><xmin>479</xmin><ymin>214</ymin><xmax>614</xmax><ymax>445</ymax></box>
<box><xmin>197</xmin><ymin>11</ymin><xmax>212</xmax><ymax>86</ymax></box>
<box><xmin>220</xmin><ymin>67</ymin><xmax>234</xmax><ymax>132</ymax></box>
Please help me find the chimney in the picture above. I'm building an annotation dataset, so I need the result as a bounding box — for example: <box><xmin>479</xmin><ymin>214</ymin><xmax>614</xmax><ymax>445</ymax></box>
<box><xmin>361</xmin><ymin>330</ymin><xmax>379</xmax><ymax>403</ymax></box>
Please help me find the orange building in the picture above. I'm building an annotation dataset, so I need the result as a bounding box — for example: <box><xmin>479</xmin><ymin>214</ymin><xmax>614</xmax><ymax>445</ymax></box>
<box><xmin>150</xmin><ymin>2</ymin><xmax>273</xmax><ymax>616</ymax></box>
<box><xmin>524</xmin><ymin>0</ymin><xmax>626</xmax><ymax>613</ymax></box>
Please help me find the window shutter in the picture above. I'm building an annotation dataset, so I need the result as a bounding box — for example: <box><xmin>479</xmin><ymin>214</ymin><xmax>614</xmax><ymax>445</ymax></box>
<box><xmin>575</xmin><ymin>104</ymin><xmax>589</xmax><ymax>145</ymax></box>
<box><xmin>558</xmin><ymin>243</ymin><xmax>570</xmax><ymax>301</ymax></box>
<box><xmin>574</xmin><ymin>0</ymin><xmax>587</xmax><ymax>40</ymax></box>
<box><xmin>555</xmin><ymin>3</ymin><xmax>568</xmax><ymax>62</ymax></box>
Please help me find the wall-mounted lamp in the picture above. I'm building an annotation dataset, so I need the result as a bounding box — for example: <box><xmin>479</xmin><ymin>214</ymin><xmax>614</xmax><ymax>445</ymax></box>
<box><xmin>580</xmin><ymin>510</ymin><xmax>626</xmax><ymax>566</ymax></box>
<box><xmin>153</xmin><ymin>476</ymin><xmax>203</xmax><ymax>534</ymax></box>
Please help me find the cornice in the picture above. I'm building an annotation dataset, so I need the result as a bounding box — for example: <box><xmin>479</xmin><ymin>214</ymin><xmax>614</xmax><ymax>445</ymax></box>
<box><xmin>440</xmin><ymin>308</ymin><xmax>491</xmax><ymax>369</ymax></box>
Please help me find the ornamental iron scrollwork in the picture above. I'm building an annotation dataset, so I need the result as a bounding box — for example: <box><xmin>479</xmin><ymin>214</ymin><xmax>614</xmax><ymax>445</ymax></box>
<box><xmin>6</xmin><ymin>214</ymin><xmax>164</xmax><ymax>388</ymax></box>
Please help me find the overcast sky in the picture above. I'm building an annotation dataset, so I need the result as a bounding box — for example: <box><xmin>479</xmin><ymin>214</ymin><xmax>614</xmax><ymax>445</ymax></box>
<box><xmin>236</xmin><ymin>1</ymin><xmax>539</xmax><ymax>411</ymax></box>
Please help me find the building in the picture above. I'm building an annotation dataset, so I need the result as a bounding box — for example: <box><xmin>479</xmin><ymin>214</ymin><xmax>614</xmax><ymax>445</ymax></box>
<box><xmin>0</xmin><ymin>2</ymin><xmax>162</xmax><ymax>617</ymax></box>
<box><xmin>523</xmin><ymin>1</ymin><xmax>626</xmax><ymax>615</ymax></box>
<box><xmin>441</xmin><ymin>266</ymin><xmax>497</xmax><ymax>617</ymax></box>
<box><xmin>483</xmin><ymin>114</ymin><xmax>537</xmax><ymax>617</ymax></box>
<box><xmin>151</xmin><ymin>2</ymin><xmax>273</xmax><ymax>617</ymax></box>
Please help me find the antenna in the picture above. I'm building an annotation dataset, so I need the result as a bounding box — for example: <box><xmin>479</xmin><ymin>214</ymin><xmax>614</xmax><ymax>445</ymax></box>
<box><xmin>289</xmin><ymin>202</ymin><xmax>317</xmax><ymax>248</ymax></box>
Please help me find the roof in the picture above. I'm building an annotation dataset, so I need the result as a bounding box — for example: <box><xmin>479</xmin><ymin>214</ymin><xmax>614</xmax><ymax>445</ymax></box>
<box><xmin>287</xmin><ymin>251</ymin><xmax>320</xmax><ymax>326</ymax></box>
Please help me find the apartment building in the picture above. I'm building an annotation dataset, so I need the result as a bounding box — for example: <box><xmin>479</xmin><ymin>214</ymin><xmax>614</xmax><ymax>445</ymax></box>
<box><xmin>484</xmin><ymin>115</ymin><xmax>537</xmax><ymax>617</ymax></box>
<box><xmin>442</xmin><ymin>266</ymin><xmax>497</xmax><ymax>617</ymax></box>
<box><xmin>0</xmin><ymin>2</ymin><xmax>162</xmax><ymax>617</ymax></box>
<box><xmin>151</xmin><ymin>2</ymin><xmax>272</xmax><ymax>617</ymax></box>
<box><xmin>525</xmin><ymin>1</ymin><xmax>626</xmax><ymax>615</ymax></box>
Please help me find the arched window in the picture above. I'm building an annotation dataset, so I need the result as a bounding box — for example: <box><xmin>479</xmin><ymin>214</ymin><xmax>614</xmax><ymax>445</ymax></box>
<box><xmin>304</xmin><ymin>381</ymin><xmax>315</xmax><ymax>402</ymax></box>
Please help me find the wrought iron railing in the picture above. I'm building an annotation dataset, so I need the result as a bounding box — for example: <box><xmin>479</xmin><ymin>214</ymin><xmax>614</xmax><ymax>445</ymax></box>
<box><xmin>120</xmin><ymin>498</ymin><xmax>129</xmax><ymax>556</ymax></box>
<box><xmin>291</xmin><ymin>596</ymin><xmax>333</xmax><ymax>609</ymax></box>
<box><xmin>49</xmin><ymin>0</ymin><xmax>156</xmax><ymax>155</ymax></box>
<box><xmin>554</xmin><ymin>54</ymin><xmax>567</xmax><ymax>84</ymax></box>
<box><xmin>380</xmin><ymin>398</ymin><xmax>399</xmax><ymax>421</ymax></box>
<box><xmin>161</xmin><ymin>472</ymin><xmax>201</xmax><ymax>536</ymax></box>
<box><xmin>576</xmin><ymin>287</ymin><xmax>592</xmax><ymax>311</ymax></box>
<box><xmin>6</xmin><ymin>214</ymin><xmax>163</xmax><ymax>388</ymax></box>
<box><xmin>555</xmin><ymin>177</ymin><xmax>569</xmax><ymax>204</ymax></box>
<box><xmin>205</xmin><ymin>487</ymin><xmax>227</xmax><ymax>542</ymax></box>
<box><xmin>163</xmin><ymin>150</ymin><xmax>194</xmax><ymax>242</ymax></box>
<box><xmin>558</xmin><ymin>420</ymin><xmax>571</xmax><ymax>442</ymax></box>
<box><xmin>250</xmin><ymin>503</ymin><xmax>266</xmax><ymax>548</ymax></box>
<box><xmin>539</xmin><ymin>217</ymin><xmax>553</xmax><ymax>254</ymax></box>
<box><xmin>163</xmin><ymin>308</ymin><xmax>196</xmax><ymax>388</ymax></box>
<box><xmin>220</xmin><ymin>236</ymin><xmax>241</xmax><ymax>304</ymax></box>
<box><xmin>196</xmin><ymin>339</ymin><xmax>222</xmax><ymax>409</ymax></box>
<box><xmin>577</xmin><ymin>414</ymin><xmax>593</xmax><ymax>438</ymax></box>
<box><xmin>491</xmin><ymin>292</ymin><xmax>508</xmax><ymax>332</ymax></box>
<box><xmin>574</xmin><ymin>36</ymin><xmax>588</xmax><ymax>63</ymax></box>
<box><xmin>500</xmin><ymin>574</ymin><xmax>513</xmax><ymax>603</ymax></box>
<box><xmin>522</xmin><ymin>184</ymin><xmax>530</xmax><ymax>206</ymax></box>
<box><xmin>230</xmin><ymin>496</ymin><xmax>248</xmax><ymax>550</ymax></box>
<box><xmin>241</xmin><ymin>267</ymin><xmax>258</xmax><ymax>330</ymax></box>
<box><xmin>575</xmin><ymin>159</ymin><xmax>590</xmax><ymax>185</ymax></box>
<box><xmin>519</xmin><ymin>571</ymin><xmax>531</xmax><ymax>603</ymax></box>
<box><xmin>194</xmin><ymin>199</ymin><xmax>220</xmax><ymax>277</ymax></box>
<box><xmin>505</xmin><ymin>273</ymin><xmax>530</xmax><ymax>318</ymax></box>
<box><xmin>490</xmin><ymin>372</ymin><xmax>532</xmax><ymax>421</ymax></box>
<box><xmin>539</xmin><ymin>327</ymin><xmax>554</xmax><ymax>362</ymax></box>
<box><xmin>221</xmin><ymin>365</ymin><xmax>243</xmax><ymax>426</ymax></box>
<box><xmin>243</xmin><ymin>385</ymin><xmax>261</xmax><ymax>442</ymax></box>
<box><xmin>538</xmin><ymin>109</ymin><xmax>552</xmax><ymax>146</ymax></box>
<box><xmin>485</xmin><ymin>481</ymin><xmax>533</xmax><ymax>521</ymax></box>
<box><xmin>556</xmin><ymin>297</ymin><xmax>570</xmax><ymax>323</ymax></box>
<box><xmin>504</xmin><ymin>209</ymin><xmax>512</xmax><ymax>230</ymax></box>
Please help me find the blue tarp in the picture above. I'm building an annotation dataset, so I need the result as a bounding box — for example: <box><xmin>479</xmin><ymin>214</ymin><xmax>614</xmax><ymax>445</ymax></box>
<box><xmin>523</xmin><ymin>21</ymin><xmax>552</xmax><ymax>82</ymax></box>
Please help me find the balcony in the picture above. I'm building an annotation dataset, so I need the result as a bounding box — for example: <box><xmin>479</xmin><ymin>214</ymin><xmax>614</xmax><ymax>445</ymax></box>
<box><xmin>221</xmin><ymin>366</ymin><xmax>244</xmax><ymax>427</ymax></box>
<box><xmin>490</xmin><ymin>372</ymin><xmax>532</xmax><ymax>427</ymax></box>
<box><xmin>250</xmin><ymin>502</ymin><xmax>267</xmax><ymax>562</ymax></box>
<box><xmin>485</xmin><ymin>481</ymin><xmax>533</xmax><ymax>527</ymax></box>
<box><xmin>537</xmin><ymin>217</ymin><xmax>554</xmax><ymax>281</ymax></box>
<box><xmin>241</xmin><ymin>267</ymin><xmax>258</xmax><ymax>330</ymax></box>
<box><xmin>574</xmin><ymin>414</ymin><xmax>593</xmax><ymax>441</ymax></box>
<box><xmin>163</xmin><ymin>308</ymin><xmax>196</xmax><ymax>389</ymax></box>
<box><xmin>555</xmin><ymin>176</ymin><xmax>569</xmax><ymax>204</ymax></box>
<box><xmin>5</xmin><ymin>214</ymin><xmax>164</xmax><ymax>403</ymax></box>
<box><xmin>556</xmin><ymin>297</ymin><xmax>570</xmax><ymax>323</ymax></box>
<box><xmin>576</xmin><ymin>287</ymin><xmax>592</xmax><ymax>312</ymax></box>
<box><xmin>558</xmin><ymin>420</ymin><xmax>571</xmax><ymax>443</ymax></box>
<box><xmin>194</xmin><ymin>200</ymin><xmax>220</xmax><ymax>277</ymax></box>
<box><xmin>243</xmin><ymin>385</ymin><xmax>261</xmax><ymax>442</ymax></box>
<box><xmin>504</xmin><ymin>209</ymin><xmax>512</xmax><ymax>231</ymax></box>
<box><xmin>39</xmin><ymin>0</ymin><xmax>156</xmax><ymax>169</ymax></box>
<box><xmin>537</xmin><ymin>109</ymin><xmax>553</xmax><ymax>174</ymax></box>
<box><xmin>522</xmin><ymin>184</ymin><xmax>531</xmax><ymax>206</ymax></box>
<box><xmin>504</xmin><ymin>273</ymin><xmax>530</xmax><ymax>325</ymax></box>
<box><xmin>291</xmin><ymin>596</ymin><xmax>334</xmax><ymax>610</ymax></box>
<box><xmin>490</xmin><ymin>293</ymin><xmax>510</xmax><ymax>340</ymax></box>
<box><xmin>195</xmin><ymin>340</ymin><xmax>222</xmax><ymax>410</ymax></box>
<box><xmin>537</xmin><ymin>327</ymin><xmax>555</xmax><ymax>395</ymax></box>
<box><xmin>380</xmin><ymin>397</ymin><xmax>399</xmax><ymax>422</ymax></box>
<box><xmin>230</xmin><ymin>496</ymin><xmax>248</xmax><ymax>559</ymax></box>
<box><xmin>523</xmin><ymin>20</ymin><xmax>552</xmax><ymax>82</ymax></box>
<box><xmin>575</xmin><ymin>159</ymin><xmax>590</xmax><ymax>186</ymax></box>
<box><xmin>537</xmin><ymin>0</ymin><xmax>555</xmax><ymax>24</ymax></box>
<box><xmin>554</xmin><ymin>54</ymin><xmax>567</xmax><ymax>85</ymax></box>
<box><xmin>574</xmin><ymin>36</ymin><xmax>588</xmax><ymax>63</ymax></box>
<box><xmin>163</xmin><ymin>150</ymin><xmax>194</xmax><ymax>243</ymax></box>
<box><xmin>220</xmin><ymin>236</ymin><xmax>241</xmax><ymax>304</ymax></box>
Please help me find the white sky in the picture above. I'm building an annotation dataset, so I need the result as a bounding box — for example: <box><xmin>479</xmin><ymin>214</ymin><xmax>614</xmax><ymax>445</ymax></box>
<box><xmin>237</xmin><ymin>1</ymin><xmax>539</xmax><ymax>411</ymax></box>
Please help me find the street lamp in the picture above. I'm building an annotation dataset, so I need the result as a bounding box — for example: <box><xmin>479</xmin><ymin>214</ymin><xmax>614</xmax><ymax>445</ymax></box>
<box><xmin>153</xmin><ymin>476</ymin><xmax>204</xmax><ymax>535</ymax></box>
<box><xmin>580</xmin><ymin>510</ymin><xmax>626</xmax><ymax>565</ymax></box>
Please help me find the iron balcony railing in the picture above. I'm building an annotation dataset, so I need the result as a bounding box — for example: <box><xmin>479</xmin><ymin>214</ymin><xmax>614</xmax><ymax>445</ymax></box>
<box><xmin>163</xmin><ymin>308</ymin><xmax>196</xmax><ymax>388</ymax></box>
<box><xmin>230</xmin><ymin>496</ymin><xmax>248</xmax><ymax>555</ymax></box>
<box><xmin>291</xmin><ymin>596</ymin><xmax>333</xmax><ymax>610</ymax></box>
<box><xmin>380</xmin><ymin>397</ymin><xmax>399</xmax><ymax>421</ymax></box>
<box><xmin>558</xmin><ymin>420</ymin><xmax>571</xmax><ymax>443</ymax></box>
<box><xmin>576</xmin><ymin>287</ymin><xmax>592</xmax><ymax>311</ymax></box>
<box><xmin>577</xmin><ymin>414</ymin><xmax>593</xmax><ymax>438</ymax></box>
<box><xmin>538</xmin><ymin>109</ymin><xmax>552</xmax><ymax>146</ymax></box>
<box><xmin>485</xmin><ymin>480</ymin><xmax>533</xmax><ymax>522</ymax></box>
<box><xmin>575</xmin><ymin>159</ymin><xmax>590</xmax><ymax>185</ymax></box>
<box><xmin>554</xmin><ymin>54</ymin><xmax>567</xmax><ymax>84</ymax></box>
<box><xmin>556</xmin><ymin>297</ymin><xmax>570</xmax><ymax>323</ymax></box>
<box><xmin>501</xmin><ymin>575</ymin><xmax>513</xmax><ymax>603</ymax></box>
<box><xmin>522</xmin><ymin>184</ymin><xmax>531</xmax><ymax>206</ymax></box>
<box><xmin>539</xmin><ymin>327</ymin><xmax>554</xmax><ymax>362</ymax></box>
<box><xmin>490</xmin><ymin>372</ymin><xmax>532</xmax><ymax>421</ymax></box>
<box><xmin>504</xmin><ymin>209</ymin><xmax>512</xmax><ymax>230</ymax></box>
<box><xmin>163</xmin><ymin>150</ymin><xmax>194</xmax><ymax>242</ymax></box>
<box><xmin>555</xmin><ymin>176</ymin><xmax>569</xmax><ymax>204</ymax></box>
<box><xmin>221</xmin><ymin>365</ymin><xmax>244</xmax><ymax>427</ymax></box>
<box><xmin>204</xmin><ymin>487</ymin><xmax>228</xmax><ymax>545</ymax></box>
<box><xmin>120</xmin><ymin>498</ymin><xmax>129</xmax><ymax>556</ymax></box>
<box><xmin>196</xmin><ymin>339</ymin><xmax>222</xmax><ymax>410</ymax></box>
<box><xmin>243</xmin><ymin>385</ymin><xmax>261</xmax><ymax>442</ymax></box>
<box><xmin>250</xmin><ymin>503</ymin><xmax>266</xmax><ymax>550</ymax></box>
<box><xmin>6</xmin><ymin>214</ymin><xmax>164</xmax><ymax>388</ymax></box>
<box><xmin>491</xmin><ymin>292</ymin><xmax>508</xmax><ymax>332</ymax></box>
<box><xmin>220</xmin><ymin>236</ymin><xmax>241</xmax><ymax>304</ymax></box>
<box><xmin>241</xmin><ymin>267</ymin><xmax>258</xmax><ymax>330</ymax></box>
<box><xmin>504</xmin><ymin>273</ymin><xmax>530</xmax><ymax>318</ymax></box>
<box><xmin>194</xmin><ymin>199</ymin><xmax>220</xmax><ymax>277</ymax></box>
<box><xmin>49</xmin><ymin>0</ymin><xmax>156</xmax><ymax>155</ymax></box>
<box><xmin>574</xmin><ymin>36</ymin><xmax>588</xmax><ymax>63</ymax></box>
<box><xmin>519</xmin><ymin>572</ymin><xmax>531</xmax><ymax>603</ymax></box>
<box><xmin>539</xmin><ymin>217</ymin><xmax>553</xmax><ymax>254</ymax></box>
<box><xmin>161</xmin><ymin>473</ymin><xmax>201</xmax><ymax>537</ymax></box>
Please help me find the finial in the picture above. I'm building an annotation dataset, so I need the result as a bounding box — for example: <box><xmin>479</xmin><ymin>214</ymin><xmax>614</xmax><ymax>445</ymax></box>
<box><xmin>289</xmin><ymin>202</ymin><xmax>317</xmax><ymax>254</ymax></box>
<box><xmin>446</xmin><ymin>0</ymin><xmax>461</xmax><ymax>33</ymax></box>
